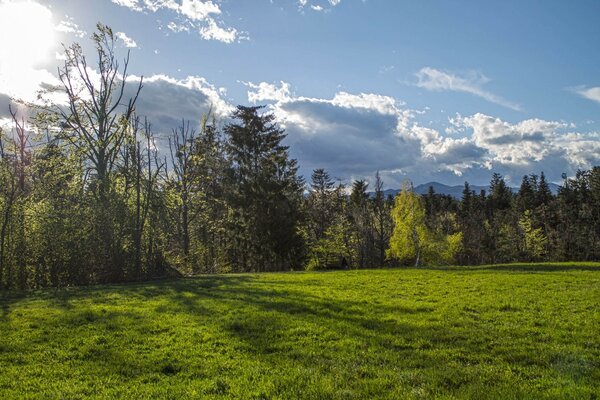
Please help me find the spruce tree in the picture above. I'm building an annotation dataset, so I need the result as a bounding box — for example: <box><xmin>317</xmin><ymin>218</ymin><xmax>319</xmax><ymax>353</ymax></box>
<box><xmin>224</xmin><ymin>106</ymin><xmax>304</xmax><ymax>271</ymax></box>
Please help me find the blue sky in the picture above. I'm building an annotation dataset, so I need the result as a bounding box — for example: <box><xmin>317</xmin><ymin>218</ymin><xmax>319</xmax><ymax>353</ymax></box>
<box><xmin>0</xmin><ymin>0</ymin><xmax>599</xmax><ymax>188</ymax></box>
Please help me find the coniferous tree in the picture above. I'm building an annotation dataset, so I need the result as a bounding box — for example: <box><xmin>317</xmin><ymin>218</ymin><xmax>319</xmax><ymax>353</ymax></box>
<box><xmin>371</xmin><ymin>171</ymin><xmax>392</xmax><ymax>268</ymax></box>
<box><xmin>349</xmin><ymin>179</ymin><xmax>373</xmax><ymax>268</ymax></box>
<box><xmin>224</xmin><ymin>105</ymin><xmax>304</xmax><ymax>271</ymax></box>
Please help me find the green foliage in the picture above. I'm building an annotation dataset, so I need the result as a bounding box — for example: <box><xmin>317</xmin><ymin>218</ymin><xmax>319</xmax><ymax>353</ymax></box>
<box><xmin>387</xmin><ymin>183</ymin><xmax>462</xmax><ymax>266</ymax></box>
<box><xmin>519</xmin><ymin>210</ymin><xmax>548</xmax><ymax>260</ymax></box>
<box><xmin>2</xmin><ymin>22</ymin><xmax>600</xmax><ymax>289</ymax></box>
<box><xmin>306</xmin><ymin>215</ymin><xmax>355</xmax><ymax>270</ymax></box>
<box><xmin>496</xmin><ymin>223</ymin><xmax>520</xmax><ymax>263</ymax></box>
<box><xmin>387</xmin><ymin>183</ymin><xmax>427</xmax><ymax>266</ymax></box>
<box><xmin>440</xmin><ymin>231</ymin><xmax>463</xmax><ymax>264</ymax></box>
<box><xmin>1</xmin><ymin>266</ymin><xmax>598</xmax><ymax>398</ymax></box>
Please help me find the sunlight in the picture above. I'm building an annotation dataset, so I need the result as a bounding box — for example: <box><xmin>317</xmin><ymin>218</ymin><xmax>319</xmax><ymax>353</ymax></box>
<box><xmin>0</xmin><ymin>0</ymin><xmax>57</xmax><ymax>102</ymax></box>
<box><xmin>0</xmin><ymin>0</ymin><xmax>55</xmax><ymax>69</ymax></box>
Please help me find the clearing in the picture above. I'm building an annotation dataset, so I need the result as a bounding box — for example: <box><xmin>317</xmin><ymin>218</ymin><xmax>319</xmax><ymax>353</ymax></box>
<box><xmin>1</xmin><ymin>264</ymin><xmax>599</xmax><ymax>399</ymax></box>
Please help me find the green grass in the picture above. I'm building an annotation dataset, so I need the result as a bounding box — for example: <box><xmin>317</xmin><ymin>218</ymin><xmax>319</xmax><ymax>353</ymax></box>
<box><xmin>1</xmin><ymin>263</ymin><xmax>599</xmax><ymax>399</ymax></box>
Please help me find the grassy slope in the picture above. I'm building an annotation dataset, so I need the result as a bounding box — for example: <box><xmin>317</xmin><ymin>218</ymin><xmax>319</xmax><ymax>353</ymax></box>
<box><xmin>0</xmin><ymin>264</ymin><xmax>599</xmax><ymax>399</ymax></box>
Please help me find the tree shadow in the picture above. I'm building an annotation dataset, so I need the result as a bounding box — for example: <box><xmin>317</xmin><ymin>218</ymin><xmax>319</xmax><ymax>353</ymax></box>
<box><xmin>2</xmin><ymin>270</ymin><xmax>594</xmax><ymax>398</ymax></box>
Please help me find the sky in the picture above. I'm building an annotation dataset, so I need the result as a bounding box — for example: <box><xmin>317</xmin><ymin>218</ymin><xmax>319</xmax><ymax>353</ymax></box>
<box><xmin>0</xmin><ymin>0</ymin><xmax>599</xmax><ymax>188</ymax></box>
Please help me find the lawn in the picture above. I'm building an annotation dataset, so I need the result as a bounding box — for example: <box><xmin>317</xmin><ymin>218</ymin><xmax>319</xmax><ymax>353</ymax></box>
<box><xmin>1</xmin><ymin>264</ymin><xmax>599</xmax><ymax>399</ymax></box>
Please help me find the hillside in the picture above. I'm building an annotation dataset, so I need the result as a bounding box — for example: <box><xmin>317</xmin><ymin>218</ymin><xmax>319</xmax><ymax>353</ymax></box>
<box><xmin>1</xmin><ymin>264</ymin><xmax>598</xmax><ymax>399</ymax></box>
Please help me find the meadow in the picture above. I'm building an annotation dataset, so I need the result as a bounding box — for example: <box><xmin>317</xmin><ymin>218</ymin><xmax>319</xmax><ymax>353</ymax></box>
<box><xmin>1</xmin><ymin>264</ymin><xmax>599</xmax><ymax>399</ymax></box>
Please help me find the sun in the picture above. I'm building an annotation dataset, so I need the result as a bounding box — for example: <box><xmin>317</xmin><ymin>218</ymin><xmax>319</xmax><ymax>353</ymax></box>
<box><xmin>0</xmin><ymin>0</ymin><xmax>56</xmax><ymax>69</ymax></box>
<box><xmin>0</xmin><ymin>0</ymin><xmax>57</xmax><ymax>102</ymax></box>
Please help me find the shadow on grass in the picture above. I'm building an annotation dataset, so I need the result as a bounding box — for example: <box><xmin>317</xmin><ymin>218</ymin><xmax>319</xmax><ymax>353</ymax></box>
<box><xmin>3</xmin><ymin>269</ymin><xmax>597</xmax><ymax>395</ymax></box>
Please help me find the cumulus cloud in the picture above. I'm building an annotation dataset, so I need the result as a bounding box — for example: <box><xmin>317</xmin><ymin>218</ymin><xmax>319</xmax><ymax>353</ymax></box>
<box><xmin>240</xmin><ymin>80</ymin><xmax>599</xmax><ymax>187</ymax></box>
<box><xmin>451</xmin><ymin>113</ymin><xmax>565</xmax><ymax>165</ymax></box>
<box><xmin>245</xmin><ymin>81</ymin><xmax>292</xmax><ymax>103</ymax></box>
<box><xmin>119</xmin><ymin>74</ymin><xmax>233</xmax><ymax>142</ymax></box>
<box><xmin>116</xmin><ymin>31</ymin><xmax>138</xmax><ymax>48</ymax></box>
<box><xmin>416</xmin><ymin>67</ymin><xmax>522</xmax><ymax>111</ymax></box>
<box><xmin>110</xmin><ymin>0</ymin><xmax>245</xmax><ymax>43</ymax></box>
<box><xmin>245</xmin><ymin>85</ymin><xmax>425</xmax><ymax>184</ymax></box>
<box><xmin>444</xmin><ymin>113</ymin><xmax>600</xmax><ymax>183</ymax></box>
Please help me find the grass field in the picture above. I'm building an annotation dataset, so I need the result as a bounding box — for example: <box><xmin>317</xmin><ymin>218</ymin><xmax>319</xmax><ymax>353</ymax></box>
<box><xmin>1</xmin><ymin>264</ymin><xmax>599</xmax><ymax>399</ymax></box>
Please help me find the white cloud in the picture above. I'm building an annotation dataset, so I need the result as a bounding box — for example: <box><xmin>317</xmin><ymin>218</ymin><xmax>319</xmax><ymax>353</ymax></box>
<box><xmin>128</xmin><ymin>74</ymin><xmax>233</xmax><ymax>121</ymax></box>
<box><xmin>330</xmin><ymin>92</ymin><xmax>401</xmax><ymax>115</ymax></box>
<box><xmin>261</xmin><ymin>89</ymin><xmax>424</xmax><ymax>184</ymax></box>
<box><xmin>451</xmin><ymin>113</ymin><xmax>565</xmax><ymax>165</ymax></box>
<box><xmin>415</xmin><ymin>67</ymin><xmax>522</xmax><ymax>111</ymax></box>
<box><xmin>245</xmin><ymin>81</ymin><xmax>292</xmax><ymax>103</ymax></box>
<box><xmin>115</xmin><ymin>74</ymin><xmax>234</xmax><ymax>154</ymax></box>
<box><xmin>299</xmin><ymin>0</ymin><xmax>342</xmax><ymax>12</ymax></box>
<box><xmin>199</xmin><ymin>18</ymin><xmax>239</xmax><ymax>43</ymax></box>
<box><xmin>180</xmin><ymin>0</ymin><xmax>220</xmax><ymax>20</ymax></box>
<box><xmin>116</xmin><ymin>31</ymin><xmax>138</xmax><ymax>48</ymax></box>
<box><xmin>238</xmin><ymin>79</ymin><xmax>599</xmax><ymax>186</ymax></box>
<box><xmin>110</xmin><ymin>0</ymin><xmax>143</xmax><ymax>12</ymax></box>
<box><xmin>56</xmin><ymin>16</ymin><xmax>87</xmax><ymax>38</ymax></box>
<box><xmin>167</xmin><ymin>21</ymin><xmax>190</xmax><ymax>33</ymax></box>
<box><xmin>574</xmin><ymin>86</ymin><xmax>600</xmax><ymax>105</ymax></box>
<box><xmin>110</xmin><ymin>0</ymin><xmax>243</xmax><ymax>43</ymax></box>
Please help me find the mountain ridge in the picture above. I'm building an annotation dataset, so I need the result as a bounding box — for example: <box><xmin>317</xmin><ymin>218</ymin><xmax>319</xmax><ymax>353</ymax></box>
<box><xmin>376</xmin><ymin>181</ymin><xmax>561</xmax><ymax>199</ymax></box>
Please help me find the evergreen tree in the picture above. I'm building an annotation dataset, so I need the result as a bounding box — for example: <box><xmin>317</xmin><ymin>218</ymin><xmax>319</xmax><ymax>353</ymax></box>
<box><xmin>349</xmin><ymin>179</ymin><xmax>372</xmax><ymax>268</ymax></box>
<box><xmin>371</xmin><ymin>171</ymin><xmax>392</xmax><ymax>268</ymax></box>
<box><xmin>308</xmin><ymin>168</ymin><xmax>336</xmax><ymax>240</ymax></box>
<box><xmin>224</xmin><ymin>105</ymin><xmax>304</xmax><ymax>271</ymax></box>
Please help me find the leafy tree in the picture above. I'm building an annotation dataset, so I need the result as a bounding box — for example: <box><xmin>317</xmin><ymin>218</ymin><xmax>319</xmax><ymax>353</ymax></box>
<box><xmin>387</xmin><ymin>182</ymin><xmax>462</xmax><ymax>267</ymax></box>
<box><xmin>387</xmin><ymin>182</ymin><xmax>428</xmax><ymax>266</ymax></box>
<box><xmin>519</xmin><ymin>210</ymin><xmax>548</xmax><ymax>260</ymax></box>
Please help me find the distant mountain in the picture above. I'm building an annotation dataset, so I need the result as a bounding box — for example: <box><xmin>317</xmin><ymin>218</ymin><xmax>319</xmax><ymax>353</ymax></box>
<box><xmin>415</xmin><ymin>182</ymin><xmax>487</xmax><ymax>198</ymax></box>
<box><xmin>374</xmin><ymin>181</ymin><xmax>560</xmax><ymax>199</ymax></box>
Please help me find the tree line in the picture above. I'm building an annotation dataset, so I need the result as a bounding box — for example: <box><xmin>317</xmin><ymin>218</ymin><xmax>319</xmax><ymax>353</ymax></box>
<box><xmin>1</xmin><ymin>25</ymin><xmax>599</xmax><ymax>289</ymax></box>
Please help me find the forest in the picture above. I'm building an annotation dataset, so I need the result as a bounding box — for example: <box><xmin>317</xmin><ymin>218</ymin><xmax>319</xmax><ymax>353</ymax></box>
<box><xmin>1</xmin><ymin>25</ymin><xmax>600</xmax><ymax>290</ymax></box>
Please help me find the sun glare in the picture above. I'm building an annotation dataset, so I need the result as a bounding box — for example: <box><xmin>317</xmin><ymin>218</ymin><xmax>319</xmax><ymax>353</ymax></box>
<box><xmin>0</xmin><ymin>1</ymin><xmax>55</xmax><ymax>69</ymax></box>
<box><xmin>0</xmin><ymin>0</ymin><xmax>56</xmax><ymax>101</ymax></box>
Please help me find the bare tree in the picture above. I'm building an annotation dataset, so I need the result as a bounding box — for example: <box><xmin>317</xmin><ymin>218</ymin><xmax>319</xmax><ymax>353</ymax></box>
<box><xmin>126</xmin><ymin>116</ymin><xmax>164</xmax><ymax>277</ymax></box>
<box><xmin>57</xmin><ymin>23</ymin><xmax>143</xmax><ymax>200</ymax></box>
<box><xmin>168</xmin><ymin>120</ymin><xmax>197</xmax><ymax>261</ymax></box>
